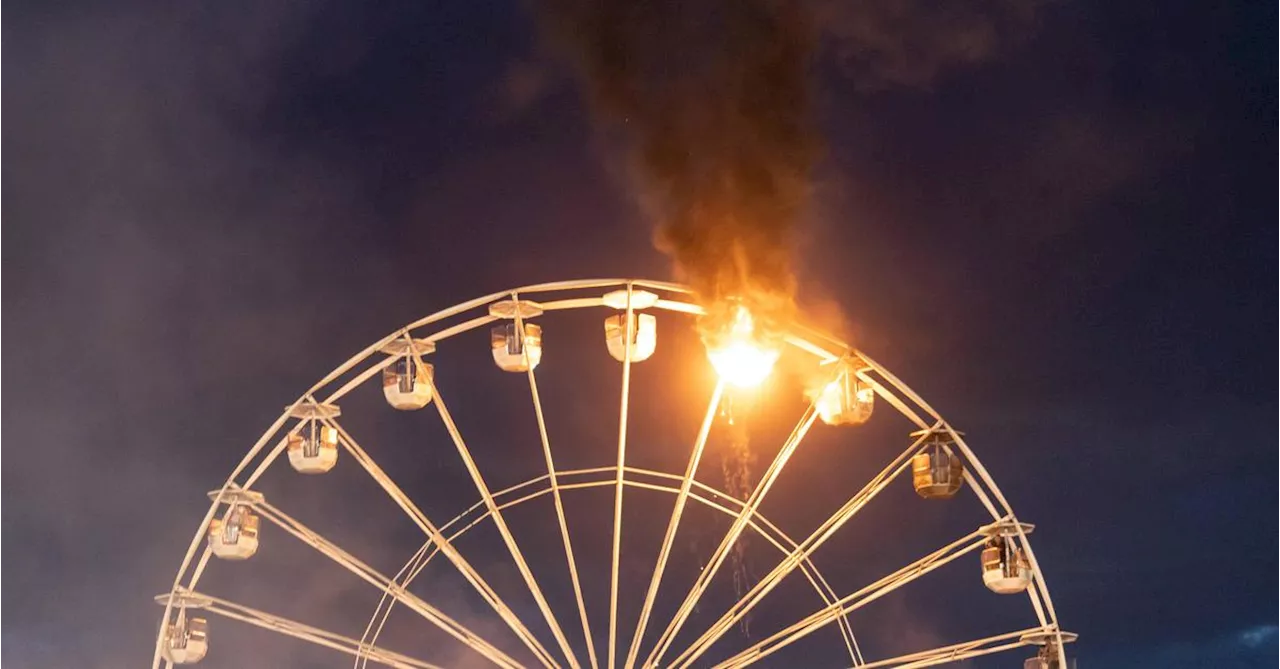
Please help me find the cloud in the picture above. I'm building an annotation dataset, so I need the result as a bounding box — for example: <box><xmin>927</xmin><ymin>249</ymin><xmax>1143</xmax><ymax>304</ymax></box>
<box><xmin>1087</xmin><ymin>624</ymin><xmax>1279</xmax><ymax>668</ymax></box>
<box><xmin>487</xmin><ymin>59</ymin><xmax>561</xmax><ymax>121</ymax></box>
<box><xmin>814</xmin><ymin>0</ymin><xmax>1046</xmax><ymax>91</ymax></box>
<box><xmin>1</xmin><ymin>1</ymin><xmax>397</xmax><ymax>665</ymax></box>
<box><xmin>1237</xmin><ymin>625</ymin><xmax>1279</xmax><ymax>649</ymax></box>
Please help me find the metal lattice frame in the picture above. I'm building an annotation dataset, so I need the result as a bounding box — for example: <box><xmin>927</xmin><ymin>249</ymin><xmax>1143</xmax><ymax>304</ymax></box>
<box><xmin>153</xmin><ymin>278</ymin><xmax>1073</xmax><ymax>669</ymax></box>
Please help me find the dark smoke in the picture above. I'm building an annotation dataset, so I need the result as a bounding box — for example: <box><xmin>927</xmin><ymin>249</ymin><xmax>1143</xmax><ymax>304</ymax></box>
<box><xmin>541</xmin><ymin>0</ymin><xmax>817</xmax><ymax>321</ymax></box>
<box><xmin>539</xmin><ymin>0</ymin><xmax>1050</xmax><ymax>641</ymax></box>
<box><xmin>540</xmin><ymin>0</ymin><xmax>1047</xmax><ymax>323</ymax></box>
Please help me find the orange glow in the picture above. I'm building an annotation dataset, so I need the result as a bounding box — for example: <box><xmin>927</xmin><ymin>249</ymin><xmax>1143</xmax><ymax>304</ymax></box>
<box><xmin>815</xmin><ymin>380</ymin><xmax>844</xmax><ymax>424</ymax></box>
<box><xmin>706</xmin><ymin>304</ymin><xmax>780</xmax><ymax>388</ymax></box>
<box><xmin>811</xmin><ymin>368</ymin><xmax>875</xmax><ymax>426</ymax></box>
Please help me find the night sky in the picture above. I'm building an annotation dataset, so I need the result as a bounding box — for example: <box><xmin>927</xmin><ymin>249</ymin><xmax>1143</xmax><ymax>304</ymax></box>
<box><xmin>4</xmin><ymin>1</ymin><xmax>1276</xmax><ymax>668</ymax></box>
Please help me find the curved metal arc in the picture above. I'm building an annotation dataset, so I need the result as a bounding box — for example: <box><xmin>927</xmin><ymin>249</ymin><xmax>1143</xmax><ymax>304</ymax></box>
<box><xmin>842</xmin><ymin>626</ymin><xmax>1047</xmax><ymax>669</ymax></box>
<box><xmin>396</xmin><ymin>279</ymin><xmax>684</xmax><ymax>341</ymax></box>
<box><xmin>175</xmin><ymin>589</ymin><xmax>445</xmax><ymax>669</ymax></box>
<box><xmin>1007</xmin><ymin>519</ymin><xmax>1067</xmax><ymax>665</ymax></box>
<box><xmin>678</xmin><ymin>475</ymin><xmax>860</xmax><ymax>664</ymax></box>
<box><xmin>179</xmin><ymin>397</ymin><xmax>363</xmax><ymax>626</ymax></box>
<box><xmin>249</xmin><ymin>498</ymin><xmax>522</xmax><ymax>669</ymax></box>
<box><xmin>151</xmin><ymin>407</ymin><xmax>298</xmax><ymax>669</ymax></box>
<box><xmin>856</xmin><ymin>353</ymin><xmax>1069</xmax><ymax>660</ymax></box>
<box><xmin>325</xmin><ymin>418</ymin><xmax>559</xmax><ymax>669</ymax></box>
<box><xmin>184</xmin><ymin>412</ymin><xmax>326</xmax><ymax>595</ymax></box>
<box><xmin>714</xmin><ymin>528</ymin><xmax>991</xmax><ymax>669</ymax></box>
<box><xmin>362</xmin><ymin>463</ymin><xmax>592</xmax><ymax>666</ymax></box>
<box><xmin>358</xmin><ymin>472</ymin><xmax>575</xmax><ymax>669</ymax></box>
<box><xmin>670</xmin><ymin>424</ymin><xmax>941</xmax><ymax>668</ymax></box>
<box><xmin>357</xmin><ymin>465</ymin><xmax>861</xmax><ymax>669</ymax></box>
<box><xmin>357</xmin><ymin>540</ymin><xmax>435</xmax><ymax>669</ymax></box>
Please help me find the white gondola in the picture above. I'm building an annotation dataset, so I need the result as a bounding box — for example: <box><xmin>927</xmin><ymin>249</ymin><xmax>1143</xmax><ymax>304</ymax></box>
<box><xmin>815</xmin><ymin>365</ymin><xmax>875</xmax><ymax>426</ymax></box>
<box><xmin>1024</xmin><ymin>639</ymin><xmax>1076</xmax><ymax>669</ymax></box>
<box><xmin>287</xmin><ymin>420</ymin><xmax>339</xmax><ymax>474</ymax></box>
<box><xmin>382</xmin><ymin>357</ymin><xmax>434</xmax><ymax>410</ymax></box>
<box><xmin>162</xmin><ymin>614</ymin><xmax>208</xmax><ymax>664</ymax></box>
<box><xmin>207</xmin><ymin>505</ymin><xmax>259</xmax><ymax>560</ymax></box>
<box><xmin>910</xmin><ymin>431</ymin><xmax>965</xmax><ymax>499</ymax></box>
<box><xmin>982</xmin><ymin>537</ymin><xmax>1032</xmax><ymax>594</ymax></box>
<box><xmin>604</xmin><ymin>312</ymin><xmax>657</xmax><ymax>362</ymax></box>
<box><xmin>379</xmin><ymin>338</ymin><xmax>436</xmax><ymax>410</ymax></box>
<box><xmin>491</xmin><ymin>323</ymin><xmax>542</xmax><ymax>372</ymax></box>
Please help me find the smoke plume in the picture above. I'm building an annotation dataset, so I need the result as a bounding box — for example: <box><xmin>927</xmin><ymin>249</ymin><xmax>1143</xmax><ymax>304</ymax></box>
<box><xmin>540</xmin><ymin>0</ymin><xmax>1046</xmax><ymax>320</ymax></box>
<box><xmin>541</xmin><ymin>0</ymin><xmax>817</xmax><ymax>322</ymax></box>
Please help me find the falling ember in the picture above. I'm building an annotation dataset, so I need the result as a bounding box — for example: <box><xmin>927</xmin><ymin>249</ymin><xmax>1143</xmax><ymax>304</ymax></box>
<box><xmin>719</xmin><ymin>392</ymin><xmax>758</xmax><ymax>639</ymax></box>
<box><xmin>721</xmin><ymin>432</ymin><xmax>756</xmax><ymax>637</ymax></box>
<box><xmin>703</xmin><ymin>300</ymin><xmax>782</xmax><ymax>389</ymax></box>
<box><xmin>699</xmin><ymin>296</ymin><xmax>783</xmax><ymax>636</ymax></box>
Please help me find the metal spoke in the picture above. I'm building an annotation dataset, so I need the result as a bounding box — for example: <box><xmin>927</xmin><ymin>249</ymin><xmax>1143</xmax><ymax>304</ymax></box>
<box><xmin>839</xmin><ymin>627</ymin><xmax>1052</xmax><ymax>669</ymax></box>
<box><xmin>644</xmin><ymin>402</ymin><xmax>819</xmax><ymax>668</ymax></box>
<box><xmin>428</xmin><ymin>381</ymin><xmax>583</xmax><ymax>669</ymax></box>
<box><xmin>151</xmin><ymin>410</ymin><xmax>297</xmax><ymax>669</ymax></box>
<box><xmin>358</xmin><ymin>470</ymin><xmax>588</xmax><ymax>669</ymax></box>
<box><xmin>325</xmin><ymin>419</ymin><xmax>559</xmax><ymax>668</ymax></box>
<box><xmin>623</xmin><ymin>381</ymin><xmax>725</xmax><ymax>669</ymax></box>
<box><xmin>357</xmin><ymin>541</ymin><xmax>435</xmax><ymax>669</ymax></box>
<box><xmin>512</xmin><ymin>294</ymin><xmax>600</xmax><ymax>669</ymax></box>
<box><xmin>359</xmin><ymin>464</ymin><xmax>861</xmax><ymax>669</ymax></box>
<box><xmin>607</xmin><ymin>285</ymin><xmax>638</xmax><ymax>669</ymax></box>
<box><xmin>671</xmin><ymin>424</ymin><xmax>939</xmax><ymax>667</ymax></box>
<box><xmin>156</xmin><ymin>589</ymin><xmax>444</xmax><ymax>669</ymax></box>
<box><xmin>947</xmin><ymin>428</ymin><xmax>1066</xmax><ymax>663</ymax></box>
<box><xmin>247</xmin><ymin>496</ymin><xmax>523</xmax><ymax>669</ymax></box>
<box><xmin>711</xmin><ymin>526</ymin><xmax>995</xmax><ymax>669</ymax></box>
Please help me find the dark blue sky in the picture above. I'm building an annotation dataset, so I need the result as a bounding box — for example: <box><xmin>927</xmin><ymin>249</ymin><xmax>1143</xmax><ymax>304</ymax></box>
<box><xmin>3</xmin><ymin>1</ymin><xmax>1276</xmax><ymax>667</ymax></box>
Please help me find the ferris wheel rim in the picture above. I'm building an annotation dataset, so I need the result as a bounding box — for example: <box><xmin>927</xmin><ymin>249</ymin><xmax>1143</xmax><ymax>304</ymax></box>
<box><xmin>153</xmin><ymin>278</ymin><xmax>1071</xmax><ymax>669</ymax></box>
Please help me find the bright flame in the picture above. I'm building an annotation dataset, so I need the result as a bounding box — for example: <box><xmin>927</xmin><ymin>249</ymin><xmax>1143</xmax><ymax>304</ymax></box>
<box><xmin>815</xmin><ymin>380</ymin><xmax>844</xmax><ymax>424</ymax></box>
<box><xmin>706</xmin><ymin>304</ymin><xmax>780</xmax><ymax>388</ymax></box>
<box><xmin>810</xmin><ymin>369</ymin><xmax>876</xmax><ymax>426</ymax></box>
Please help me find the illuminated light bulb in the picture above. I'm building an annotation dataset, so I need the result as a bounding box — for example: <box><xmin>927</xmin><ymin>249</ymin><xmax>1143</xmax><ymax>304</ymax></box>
<box><xmin>705</xmin><ymin>303</ymin><xmax>780</xmax><ymax>388</ymax></box>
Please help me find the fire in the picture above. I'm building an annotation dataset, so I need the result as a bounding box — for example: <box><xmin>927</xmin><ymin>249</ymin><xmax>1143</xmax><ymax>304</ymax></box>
<box><xmin>814</xmin><ymin>380</ymin><xmax>845</xmax><ymax>424</ymax></box>
<box><xmin>705</xmin><ymin>302</ymin><xmax>781</xmax><ymax>388</ymax></box>
<box><xmin>809</xmin><ymin>365</ymin><xmax>876</xmax><ymax>426</ymax></box>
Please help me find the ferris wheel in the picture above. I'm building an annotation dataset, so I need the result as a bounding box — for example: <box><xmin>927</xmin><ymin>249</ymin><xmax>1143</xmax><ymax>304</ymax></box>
<box><xmin>153</xmin><ymin>278</ymin><xmax>1076</xmax><ymax>669</ymax></box>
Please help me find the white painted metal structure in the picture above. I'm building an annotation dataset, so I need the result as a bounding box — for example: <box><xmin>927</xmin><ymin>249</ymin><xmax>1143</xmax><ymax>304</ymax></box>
<box><xmin>153</xmin><ymin>278</ymin><xmax>1074</xmax><ymax>668</ymax></box>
